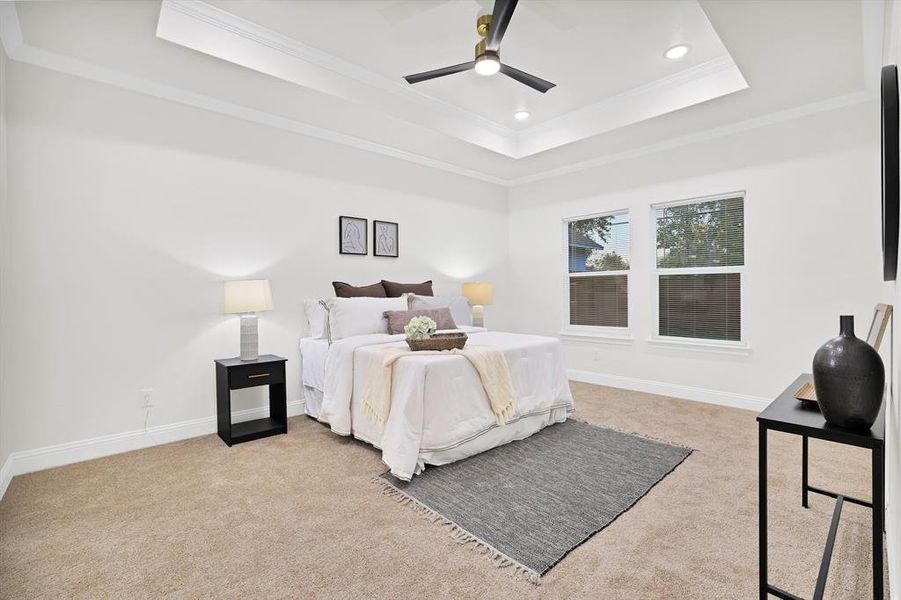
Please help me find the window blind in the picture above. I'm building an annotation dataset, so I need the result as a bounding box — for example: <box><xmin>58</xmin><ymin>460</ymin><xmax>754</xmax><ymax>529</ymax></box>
<box><xmin>567</xmin><ymin>211</ymin><xmax>630</xmax><ymax>329</ymax></box>
<box><xmin>655</xmin><ymin>195</ymin><xmax>744</xmax><ymax>342</ymax></box>
<box><xmin>658</xmin><ymin>273</ymin><xmax>741</xmax><ymax>341</ymax></box>
<box><xmin>570</xmin><ymin>275</ymin><xmax>628</xmax><ymax>327</ymax></box>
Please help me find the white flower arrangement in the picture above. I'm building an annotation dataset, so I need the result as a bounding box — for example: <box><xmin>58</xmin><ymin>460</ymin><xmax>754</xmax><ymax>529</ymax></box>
<box><xmin>404</xmin><ymin>315</ymin><xmax>437</xmax><ymax>340</ymax></box>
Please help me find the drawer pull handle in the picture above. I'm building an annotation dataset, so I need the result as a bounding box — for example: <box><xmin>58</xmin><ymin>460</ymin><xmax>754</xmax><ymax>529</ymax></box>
<box><xmin>247</xmin><ymin>373</ymin><xmax>270</xmax><ymax>379</ymax></box>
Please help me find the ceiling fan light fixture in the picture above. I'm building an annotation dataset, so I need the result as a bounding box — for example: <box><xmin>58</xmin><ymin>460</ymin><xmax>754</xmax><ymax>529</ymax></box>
<box><xmin>514</xmin><ymin>110</ymin><xmax>530</xmax><ymax>121</ymax></box>
<box><xmin>664</xmin><ymin>44</ymin><xmax>690</xmax><ymax>60</ymax></box>
<box><xmin>474</xmin><ymin>55</ymin><xmax>500</xmax><ymax>76</ymax></box>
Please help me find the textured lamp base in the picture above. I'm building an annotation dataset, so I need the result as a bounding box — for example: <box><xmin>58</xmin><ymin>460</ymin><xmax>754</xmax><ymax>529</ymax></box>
<box><xmin>239</xmin><ymin>314</ymin><xmax>259</xmax><ymax>361</ymax></box>
<box><xmin>471</xmin><ymin>305</ymin><xmax>485</xmax><ymax>328</ymax></box>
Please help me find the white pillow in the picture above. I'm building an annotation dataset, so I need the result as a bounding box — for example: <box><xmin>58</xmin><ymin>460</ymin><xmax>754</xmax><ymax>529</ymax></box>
<box><xmin>408</xmin><ymin>294</ymin><xmax>472</xmax><ymax>327</ymax></box>
<box><xmin>303</xmin><ymin>299</ymin><xmax>329</xmax><ymax>339</ymax></box>
<box><xmin>327</xmin><ymin>296</ymin><xmax>407</xmax><ymax>341</ymax></box>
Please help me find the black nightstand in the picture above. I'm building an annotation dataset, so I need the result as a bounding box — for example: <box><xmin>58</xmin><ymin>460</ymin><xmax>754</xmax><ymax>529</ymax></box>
<box><xmin>215</xmin><ymin>354</ymin><xmax>288</xmax><ymax>446</ymax></box>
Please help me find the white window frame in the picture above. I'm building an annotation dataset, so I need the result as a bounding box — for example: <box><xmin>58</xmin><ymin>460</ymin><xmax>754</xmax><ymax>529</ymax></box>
<box><xmin>649</xmin><ymin>192</ymin><xmax>749</xmax><ymax>352</ymax></box>
<box><xmin>560</xmin><ymin>209</ymin><xmax>633</xmax><ymax>342</ymax></box>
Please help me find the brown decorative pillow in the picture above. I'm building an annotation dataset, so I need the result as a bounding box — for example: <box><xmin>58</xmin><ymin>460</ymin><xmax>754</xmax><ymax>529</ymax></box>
<box><xmin>332</xmin><ymin>281</ymin><xmax>387</xmax><ymax>298</ymax></box>
<box><xmin>382</xmin><ymin>280</ymin><xmax>434</xmax><ymax>297</ymax></box>
<box><xmin>384</xmin><ymin>308</ymin><xmax>457</xmax><ymax>334</ymax></box>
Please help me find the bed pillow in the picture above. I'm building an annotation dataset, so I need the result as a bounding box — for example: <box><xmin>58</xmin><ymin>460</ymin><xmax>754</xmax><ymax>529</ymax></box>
<box><xmin>332</xmin><ymin>281</ymin><xmax>388</xmax><ymax>298</ymax></box>
<box><xmin>381</xmin><ymin>280</ymin><xmax>433</xmax><ymax>297</ymax></box>
<box><xmin>327</xmin><ymin>296</ymin><xmax>407</xmax><ymax>341</ymax></box>
<box><xmin>408</xmin><ymin>294</ymin><xmax>472</xmax><ymax>327</ymax></box>
<box><xmin>384</xmin><ymin>308</ymin><xmax>457</xmax><ymax>334</ymax></box>
<box><xmin>303</xmin><ymin>299</ymin><xmax>329</xmax><ymax>339</ymax></box>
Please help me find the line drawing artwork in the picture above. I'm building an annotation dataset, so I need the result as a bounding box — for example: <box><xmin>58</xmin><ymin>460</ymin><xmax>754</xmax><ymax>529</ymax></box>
<box><xmin>340</xmin><ymin>217</ymin><xmax>367</xmax><ymax>255</ymax></box>
<box><xmin>375</xmin><ymin>221</ymin><xmax>398</xmax><ymax>257</ymax></box>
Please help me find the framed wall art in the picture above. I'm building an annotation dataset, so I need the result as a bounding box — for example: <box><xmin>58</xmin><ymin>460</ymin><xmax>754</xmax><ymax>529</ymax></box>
<box><xmin>374</xmin><ymin>220</ymin><xmax>399</xmax><ymax>258</ymax></box>
<box><xmin>339</xmin><ymin>216</ymin><xmax>368</xmax><ymax>255</ymax></box>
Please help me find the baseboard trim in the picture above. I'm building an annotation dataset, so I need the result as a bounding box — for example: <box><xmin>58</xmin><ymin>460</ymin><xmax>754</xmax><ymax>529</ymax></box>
<box><xmin>0</xmin><ymin>400</ymin><xmax>305</xmax><ymax>501</ymax></box>
<box><xmin>568</xmin><ymin>369</ymin><xmax>770</xmax><ymax>413</ymax></box>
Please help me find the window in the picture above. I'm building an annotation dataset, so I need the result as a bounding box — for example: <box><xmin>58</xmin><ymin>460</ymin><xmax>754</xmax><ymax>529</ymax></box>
<box><xmin>654</xmin><ymin>194</ymin><xmax>745</xmax><ymax>343</ymax></box>
<box><xmin>566</xmin><ymin>211</ymin><xmax>630</xmax><ymax>329</ymax></box>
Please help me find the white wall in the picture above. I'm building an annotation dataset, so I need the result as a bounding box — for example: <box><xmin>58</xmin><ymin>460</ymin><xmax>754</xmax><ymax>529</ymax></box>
<box><xmin>507</xmin><ymin>100</ymin><xmax>886</xmax><ymax>404</ymax></box>
<box><xmin>0</xmin><ymin>60</ymin><xmax>510</xmax><ymax>460</ymax></box>
<box><xmin>1</xmin><ymin>30</ymin><xmax>897</xmax><ymax>600</ymax></box>
<box><xmin>508</xmin><ymin>95</ymin><xmax>899</xmax><ymax>592</ymax></box>
<box><xmin>0</xmin><ymin>45</ymin><xmax>8</xmax><ymax>471</ymax></box>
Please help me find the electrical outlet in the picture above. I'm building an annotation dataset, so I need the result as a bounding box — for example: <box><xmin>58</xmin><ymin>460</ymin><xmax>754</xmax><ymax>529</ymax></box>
<box><xmin>139</xmin><ymin>388</ymin><xmax>154</xmax><ymax>408</ymax></box>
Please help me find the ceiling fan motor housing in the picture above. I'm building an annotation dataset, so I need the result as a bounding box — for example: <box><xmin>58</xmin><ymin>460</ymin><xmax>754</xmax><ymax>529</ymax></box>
<box><xmin>475</xmin><ymin>15</ymin><xmax>498</xmax><ymax>62</ymax></box>
<box><xmin>475</xmin><ymin>39</ymin><xmax>499</xmax><ymax>62</ymax></box>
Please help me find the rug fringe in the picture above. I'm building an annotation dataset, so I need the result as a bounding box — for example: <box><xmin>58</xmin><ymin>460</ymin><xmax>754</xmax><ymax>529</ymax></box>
<box><xmin>372</xmin><ymin>476</ymin><xmax>542</xmax><ymax>585</ymax></box>
<box><xmin>567</xmin><ymin>416</ymin><xmax>695</xmax><ymax>452</ymax></box>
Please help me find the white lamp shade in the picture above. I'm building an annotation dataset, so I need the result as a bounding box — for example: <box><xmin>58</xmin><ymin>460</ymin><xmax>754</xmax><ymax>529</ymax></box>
<box><xmin>462</xmin><ymin>282</ymin><xmax>493</xmax><ymax>306</ymax></box>
<box><xmin>224</xmin><ymin>279</ymin><xmax>273</xmax><ymax>314</ymax></box>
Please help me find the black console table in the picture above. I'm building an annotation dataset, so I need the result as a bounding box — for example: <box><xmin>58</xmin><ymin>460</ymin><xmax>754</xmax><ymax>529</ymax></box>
<box><xmin>757</xmin><ymin>374</ymin><xmax>885</xmax><ymax>600</ymax></box>
<box><xmin>215</xmin><ymin>354</ymin><xmax>288</xmax><ymax>446</ymax></box>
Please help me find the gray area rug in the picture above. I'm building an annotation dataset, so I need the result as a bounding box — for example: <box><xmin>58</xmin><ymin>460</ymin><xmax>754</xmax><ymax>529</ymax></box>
<box><xmin>378</xmin><ymin>419</ymin><xmax>693</xmax><ymax>580</ymax></box>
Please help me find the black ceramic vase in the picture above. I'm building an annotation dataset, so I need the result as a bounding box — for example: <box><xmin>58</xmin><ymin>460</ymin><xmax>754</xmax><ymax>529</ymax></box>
<box><xmin>812</xmin><ymin>315</ymin><xmax>885</xmax><ymax>430</ymax></box>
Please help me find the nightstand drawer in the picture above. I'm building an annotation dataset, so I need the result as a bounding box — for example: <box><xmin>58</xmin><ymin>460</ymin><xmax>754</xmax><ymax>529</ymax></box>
<box><xmin>229</xmin><ymin>362</ymin><xmax>285</xmax><ymax>389</ymax></box>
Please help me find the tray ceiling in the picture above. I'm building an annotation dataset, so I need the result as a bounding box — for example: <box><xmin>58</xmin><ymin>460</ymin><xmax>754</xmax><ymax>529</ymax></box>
<box><xmin>156</xmin><ymin>0</ymin><xmax>748</xmax><ymax>158</ymax></box>
<box><xmin>1</xmin><ymin>0</ymin><xmax>880</xmax><ymax>184</ymax></box>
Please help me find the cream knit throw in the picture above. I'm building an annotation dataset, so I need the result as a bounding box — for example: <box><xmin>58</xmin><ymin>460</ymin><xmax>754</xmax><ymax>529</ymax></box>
<box><xmin>361</xmin><ymin>345</ymin><xmax>516</xmax><ymax>429</ymax></box>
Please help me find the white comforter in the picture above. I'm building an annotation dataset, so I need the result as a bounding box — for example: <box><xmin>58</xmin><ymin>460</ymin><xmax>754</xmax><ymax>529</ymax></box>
<box><xmin>316</xmin><ymin>330</ymin><xmax>574</xmax><ymax>479</ymax></box>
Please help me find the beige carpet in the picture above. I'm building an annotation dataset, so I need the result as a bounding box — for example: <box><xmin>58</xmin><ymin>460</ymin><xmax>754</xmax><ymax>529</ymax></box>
<box><xmin>0</xmin><ymin>382</ymin><xmax>890</xmax><ymax>599</ymax></box>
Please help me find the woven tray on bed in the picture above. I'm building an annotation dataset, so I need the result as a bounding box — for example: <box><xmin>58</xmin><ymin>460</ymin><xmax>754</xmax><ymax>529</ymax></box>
<box><xmin>406</xmin><ymin>332</ymin><xmax>468</xmax><ymax>351</ymax></box>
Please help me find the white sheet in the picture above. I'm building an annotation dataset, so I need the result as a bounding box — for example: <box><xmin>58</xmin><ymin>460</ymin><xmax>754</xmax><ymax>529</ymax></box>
<box><xmin>301</xmin><ymin>327</ymin><xmax>573</xmax><ymax>479</ymax></box>
<box><xmin>299</xmin><ymin>337</ymin><xmax>330</xmax><ymax>392</ymax></box>
<box><xmin>306</xmin><ymin>327</ymin><xmax>574</xmax><ymax>480</ymax></box>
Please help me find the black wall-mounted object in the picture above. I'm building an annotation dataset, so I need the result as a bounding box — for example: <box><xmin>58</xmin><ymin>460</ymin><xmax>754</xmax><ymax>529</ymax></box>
<box><xmin>881</xmin><ymin>64</ymin><xmax>899</xmax><ymax>281</ymax></box>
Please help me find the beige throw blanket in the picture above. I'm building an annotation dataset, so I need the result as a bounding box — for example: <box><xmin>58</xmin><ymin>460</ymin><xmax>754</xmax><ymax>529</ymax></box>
<box><xmin>361</xmin><ymin>345</ymin><xmax>516</xmax><ymax>429</ymax></box>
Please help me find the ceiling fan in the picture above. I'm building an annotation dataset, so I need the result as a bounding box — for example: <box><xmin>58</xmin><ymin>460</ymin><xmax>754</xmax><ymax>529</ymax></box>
<box><xmin>403</xmin><ymin>0</ymin><xmax>556</xmax><ymax>94</ymax></box>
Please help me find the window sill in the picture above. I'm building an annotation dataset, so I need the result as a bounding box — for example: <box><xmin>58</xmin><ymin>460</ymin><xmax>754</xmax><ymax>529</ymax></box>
<box><xmin>646</xmin><ymin>336</ymin><xmax>752</xmax><ymax>355</ymax></box>
<box><xmin>559</xmin><ymin>330</ymin><xmax>634</xmax><ymax>345</ymax></box>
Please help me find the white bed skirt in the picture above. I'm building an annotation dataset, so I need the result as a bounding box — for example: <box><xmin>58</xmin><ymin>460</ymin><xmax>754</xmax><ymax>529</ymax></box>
<box><xmin>303</xmin><ymin>384</ymin><xmax>570</xmax><ymax>479</ymax></box>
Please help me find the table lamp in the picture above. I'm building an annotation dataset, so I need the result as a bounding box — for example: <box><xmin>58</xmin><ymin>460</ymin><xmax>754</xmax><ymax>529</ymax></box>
<box><xmin>462</xmin><ymin>282</ymin><xmax>493</xmax><ymax>328</ymax></box>
<box><xmin>224</xmin><ymin>279</ymin><xmax>273</xmax><ymax>361</ymax></box>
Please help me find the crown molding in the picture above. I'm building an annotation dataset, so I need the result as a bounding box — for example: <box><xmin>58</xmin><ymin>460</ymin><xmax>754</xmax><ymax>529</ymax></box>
<box><xmin>157</xmin><ymin>0</ymin><xmax>518</xmax><ymax>157</ymax></box>
<box><xmin>508</xmin><ymin>89</ymin><xmax>875</xmax><ymax>186</ymax></box>
<box><xmin>156</xmin><ymin>0</ymin><xmax>749</xmax><ymax>159</ymax></box>
<box><xmin>0</xmin><ymin>1</ymin><xmax>878</xmax><ymax>188</ymax></box>
<box><xmin>514</xmin><ymin>55</ymin><xmax>748</xmax><ymax>156</ymax></box>
<box><xmin>0</xmin><ymin>2</ymin><xmax>506</xmax><ymax>185</ymax></box>
<box><xmin>163</xmin><ymin>0</ymin><xmax>515</xmax><ymax>137</ymax></box>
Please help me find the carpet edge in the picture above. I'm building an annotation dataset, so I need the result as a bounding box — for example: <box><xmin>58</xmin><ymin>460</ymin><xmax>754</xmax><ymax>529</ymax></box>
<box><xmin>373</xmin><ymin>475</ymin><xmax>542</xmax><ymax>585</ymax></box>
<box><xmin>540</xmin><ymin>446</ymin><xmax>695</xmax><ymax>575</ymax></box>
<box><xmin>568</xmin><ymin>416</ymin><xmax>696</xmax><ymax>453</ymax></box>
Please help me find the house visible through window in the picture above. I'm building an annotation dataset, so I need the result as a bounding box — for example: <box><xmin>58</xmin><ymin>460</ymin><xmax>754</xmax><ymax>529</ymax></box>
<box><xmin>654</xmin><ymin>194</ymin><xmax>745</xmax><ymax>342</ymax></box>
<box><xmin>566</xmin><ymin>211</ymin><xmax>630</xmax><ymax>329</ymax></box>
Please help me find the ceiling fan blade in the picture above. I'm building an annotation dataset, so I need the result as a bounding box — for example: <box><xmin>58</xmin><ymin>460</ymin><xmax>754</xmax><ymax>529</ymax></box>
<box><xmin>485</xmin><ymin>0</ymin><xmax>518</xmax><ymax>51</ymax></box>
<box><xmin>404</xmin><ymin>61</ymin><xmax>476</xmax><ymax>84</ymax></box>
<box><xmin>499</xmin><ymin>63</ymin><xmax>556</xmax><ymax>93</ymax></box>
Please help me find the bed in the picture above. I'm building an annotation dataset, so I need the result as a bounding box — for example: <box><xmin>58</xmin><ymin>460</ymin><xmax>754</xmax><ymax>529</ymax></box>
<box><xmin>300</xmin><ymin>326</ymin><xmax>574</xmax><ymax>480</ymax></box>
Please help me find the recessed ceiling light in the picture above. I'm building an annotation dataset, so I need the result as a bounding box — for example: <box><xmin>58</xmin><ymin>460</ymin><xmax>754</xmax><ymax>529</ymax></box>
<box><xmin>664</xmin><ymin>44</ymin><xmax>689</xmax><ymax>60</ymax></box>
<box><xmin>514</xmin><ymin>110</ymin><xmax>530</xmax><ymax>121</ymax></box>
